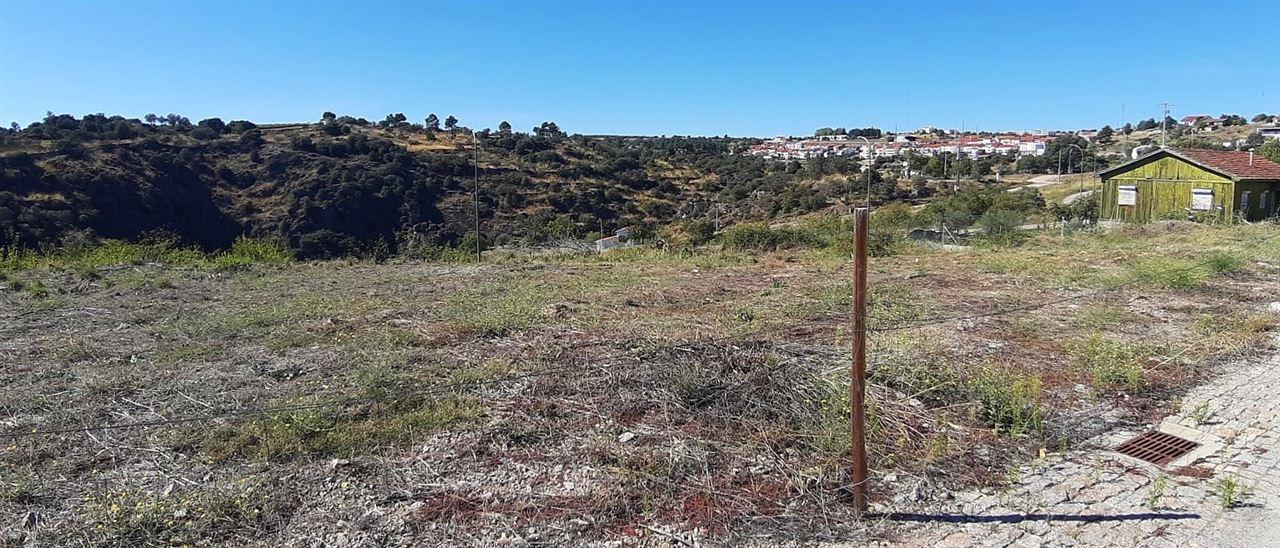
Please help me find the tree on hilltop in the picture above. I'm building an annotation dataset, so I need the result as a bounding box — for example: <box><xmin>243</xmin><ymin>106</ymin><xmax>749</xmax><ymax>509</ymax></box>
<box><xmin>198</xmin><ymin>118</ymin><xmax>226</xmax><ymax>134</ymax></box>
<box><xmin>1096</xmin><ymin>125</ymin><xmax>1114</xmax><ymax>144</ymax></box>
<box><xmin>1260</xmin><ymin>140</ymin><xmax>1280</xmax><ymax>164</ymax></box>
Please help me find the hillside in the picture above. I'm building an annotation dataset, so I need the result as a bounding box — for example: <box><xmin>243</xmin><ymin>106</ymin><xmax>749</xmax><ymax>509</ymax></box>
<box><xmin>1</xmin><ymin>115</ymin><xmax>889</xmax><ymax>257</ymax></box>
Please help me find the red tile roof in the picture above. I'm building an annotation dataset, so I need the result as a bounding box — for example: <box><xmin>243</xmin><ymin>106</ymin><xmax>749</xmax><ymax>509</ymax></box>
<box><xmin>1173</xmin><ymin>148</ymin><xmax>1280</xmax><ymax>181</ymax></box>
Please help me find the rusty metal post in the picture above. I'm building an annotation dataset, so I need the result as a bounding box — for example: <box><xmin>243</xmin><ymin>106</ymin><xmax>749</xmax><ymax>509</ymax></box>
<box><xmin>851</xmin><ymin>207</ymin><xmax>869</xmax><ymax>514</ymax></box>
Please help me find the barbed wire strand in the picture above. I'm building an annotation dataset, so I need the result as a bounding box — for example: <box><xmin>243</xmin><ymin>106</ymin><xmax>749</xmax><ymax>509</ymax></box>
<box><xmin>5</xmin><ymin>231</ymin><xmax>1275</xmax><ymax>439</ymax></box>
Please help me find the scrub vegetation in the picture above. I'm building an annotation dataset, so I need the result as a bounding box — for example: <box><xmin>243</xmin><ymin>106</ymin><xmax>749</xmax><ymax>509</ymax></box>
<box><xmin>1</xmin><ymin>218</ymin><xmax>1277</xmax><ymax>545</ymax></box>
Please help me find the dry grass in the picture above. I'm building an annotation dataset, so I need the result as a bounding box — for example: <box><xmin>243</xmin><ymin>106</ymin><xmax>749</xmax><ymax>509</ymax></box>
<box><xmin>1</xmin><ymin>221</ymin><xmax>1277</xmax><ymax>544</ymax></box>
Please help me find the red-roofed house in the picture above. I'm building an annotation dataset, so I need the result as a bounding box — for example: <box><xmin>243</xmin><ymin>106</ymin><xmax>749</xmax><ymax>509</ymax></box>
<box><xmin>1099</xmin><ymin>148</ymin><xmax>1280</xmax><ymax>222</ymax></box>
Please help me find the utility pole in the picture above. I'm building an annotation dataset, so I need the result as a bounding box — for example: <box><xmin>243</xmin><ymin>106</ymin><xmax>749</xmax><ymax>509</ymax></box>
<box><xmin>856</xmin><ymin>136</ymin><xmax>873</xmax><ymax>208</ymax></box>
<box><xmin>1160</xmin><ymin>102</ymin><xmax>1172</xmax><ymax>148</ymax></box>
<box><xmin>472</xmin><ymin>131</ymin><xmax>481</xmax><ymax>262</ymax></box>
<box><xmin>1121</xmin><ymin>102</ymin><xmax>1127</xmax><ymax>148</ymax></box>
<box><xmin>850</xmin><ymin>207</ymin><xmax>870</xmax><ymax>515</ymax></box>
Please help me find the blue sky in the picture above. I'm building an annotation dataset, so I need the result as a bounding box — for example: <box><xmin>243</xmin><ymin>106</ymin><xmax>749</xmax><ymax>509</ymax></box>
<box><xmin>1</xmin><ymin>1</ymin><xmax>1276</xmax><ymax>136</ymax></box>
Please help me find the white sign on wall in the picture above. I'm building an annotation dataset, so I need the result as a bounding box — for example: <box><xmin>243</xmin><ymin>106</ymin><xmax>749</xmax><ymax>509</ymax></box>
<box><xmin>1191</xmin><ymin>188</ymin><xmax>1213</xmax><ymax>211</ymax></box>
<box><xmin>1118</xmin><ymin>185</ymin><xmax>1137</xmax><ymax>206</ymax></box>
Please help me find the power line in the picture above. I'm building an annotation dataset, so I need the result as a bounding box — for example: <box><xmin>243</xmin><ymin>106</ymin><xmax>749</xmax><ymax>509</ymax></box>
<box><xmin>6</xmin><ymin>234</ymin><xmax>1275</xmax><ymax>439</ymax></box>
<box><xmin>1</xmin><ymin>361</ymin><xmax>588</xmax><ymax>440</ymax></box>
<box><xmin>0</xmin><ymin>336</ymin><xmax>744</xmax><ymax>440</ymax></box>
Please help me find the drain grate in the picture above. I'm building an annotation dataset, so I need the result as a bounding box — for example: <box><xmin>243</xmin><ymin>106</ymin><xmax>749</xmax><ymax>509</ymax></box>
<box><xmin>1115</xmin><ymin>431</ymin><xmax>1199</xmax><ymax>466</ymax></box>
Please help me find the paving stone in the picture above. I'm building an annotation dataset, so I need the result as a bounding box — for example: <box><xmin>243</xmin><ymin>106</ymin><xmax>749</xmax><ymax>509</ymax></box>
<box><xmin>879</xmin><ymin>334</ymin><xmax>1280</xmax><ymax>547</ymax></box>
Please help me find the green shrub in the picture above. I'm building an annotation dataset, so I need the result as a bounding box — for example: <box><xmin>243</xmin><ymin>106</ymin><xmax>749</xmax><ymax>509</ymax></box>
<box><xmin>683</xmin><ymin>219</ymin><xmax>716</xmax><ymax>246</ymax></box>
<box><xmin>871</xmin><ymin>202</ymin><xmax>917</xmax><ymax>230</ymax></box>
<box><xmin>720</xmin><ymin>222</ymin><xmax>817</xmax><ymax>250</ymax></box>
<box><xmin>214</xmin><ymin>237</ymin><xmax>293</xmax><ymax>269</ymax></box>
<box><xmin>1128</xmin><ymin>258</ymin><xmax>1202</xmax><ymax>289</ymax></box>
<box><xmin>976</xmin><ymin>208</ymin><xmax>1027</xmax><ymax>241</ymax></box>
<box><xmin>719</xmin><ymin>215</ymin><xmax>903</xmax><ymax>256</ymax></box>
<box><xmin>81</xmin><ymin>484</ymin><xmax>287</xmax><ymax>546</ymax></box>
<box><xmin>1073</xmin><ymin>333</ymin><xmax>1143</xmax><ymax>390</ymax></box>
<box><xmin>970</xmin><ymin>366</ymin><xmax>1044</xmax><ymax>436</ymax></box>
<box><xmin>1203</xmin><ymin>252</ymin><xmax>1242</xmax><ymax>274</ymax></box>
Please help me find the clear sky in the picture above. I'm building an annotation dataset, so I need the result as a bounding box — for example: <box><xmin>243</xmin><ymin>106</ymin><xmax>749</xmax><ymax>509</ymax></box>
<box><xmin>1</xmin><ymin>1</ymin><xmax>1276</xmax><ymax>136</ymax></box>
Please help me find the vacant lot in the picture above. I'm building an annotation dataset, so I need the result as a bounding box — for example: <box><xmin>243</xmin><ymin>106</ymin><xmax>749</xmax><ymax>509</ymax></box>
<box><xmin>2</xmin><ymin>222</ymin><xmax>1278</xmax><ymax>545</ymax></box>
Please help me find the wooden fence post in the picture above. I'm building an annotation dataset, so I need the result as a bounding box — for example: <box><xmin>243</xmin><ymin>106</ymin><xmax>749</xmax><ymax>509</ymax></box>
<box><xmin>851</xmin><ymin>207</ymin><xmax>869</xmax><ymax>514</ymax></box>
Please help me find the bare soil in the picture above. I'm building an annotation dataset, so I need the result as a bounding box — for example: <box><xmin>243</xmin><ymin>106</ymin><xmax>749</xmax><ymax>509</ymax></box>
<box><xmin>2</xmin><ymin>222</ymin><xmax>1277</xmax><ymax>546</ymax></box>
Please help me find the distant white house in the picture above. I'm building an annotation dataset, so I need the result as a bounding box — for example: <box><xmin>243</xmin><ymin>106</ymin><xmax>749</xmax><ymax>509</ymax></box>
<box><xmin>595</xmin><ymin>227</ymin><xmax>635</xmax><ymax>253</ymax></box>
<box><xmin>1260</xmin><ymin>127</ymin><xmax>1280</xmax><ymax>140</ymax></box>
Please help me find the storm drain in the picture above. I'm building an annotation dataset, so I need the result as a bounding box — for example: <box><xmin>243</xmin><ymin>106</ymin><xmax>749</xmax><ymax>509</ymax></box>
<box><xmin>1115</xmin><ymin>431</ymin><xmax>1199</xmax><ymax>466</ymax></box>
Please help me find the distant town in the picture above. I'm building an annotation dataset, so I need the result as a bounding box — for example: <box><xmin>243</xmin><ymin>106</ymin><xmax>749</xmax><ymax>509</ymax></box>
<box><xmin>746</xmin><ymin>114</ymin><xmax>1280</xmax><ymax>162</ymax></box>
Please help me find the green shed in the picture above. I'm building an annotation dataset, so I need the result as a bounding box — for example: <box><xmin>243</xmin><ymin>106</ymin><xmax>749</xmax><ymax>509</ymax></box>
<box><xmin>1098</xmin><ymin>148</ymin><xmax>1280</xmax><ymax>222</ymax></box>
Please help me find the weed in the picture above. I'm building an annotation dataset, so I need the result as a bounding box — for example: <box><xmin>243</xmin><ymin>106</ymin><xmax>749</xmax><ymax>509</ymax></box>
<box><xmin>669</xmin><ymin>361</ymin><xmax>723</xmax><ymax>410</ymax></box>
<box><xmin>867</xmin><ymin>282</ymin><xmax>928</xmax><ymax>329</ymax></box>
<box><xmin>1073</xmin><ymin>333</ymin><xmax>1143</xmax><ymax>391</ymax></box>
<box><xmin>1203</xmin><ymin>252</ymin><xmax>1242</xmax><ymax>274</ymax></box>
<box><xmin>447</xmin><ymin>360</ymin><xmax>511</xmax><ymax>387</ymax></box>
<box><xmin>1194</xmin><ymin>313</ymin><xmax>1277</xmax><ymax>355</ymax></box>
<box><xmin>0</xmin><ymin>463</ymin><xmax>39</xmax><ymax>504</ymax></box>
<box><xmin>778</xmin><ymin>282</ymin><xmax>849</xmax><ymax>321</ymax></box>
<box><xmin>8</xmin><ymin>276</ymin><xmax>52</xmax><ymax>297</ymax></box>
<box><xmin>2</xmin><ymin>236</ymin><xmax>295</xmax><ymax>275</ymax></box>
<box><xmin>156</xmin><ymin>343</ymin><xmax>224</xmax><ymax>365</ymax></box>
<box><xmin>926</xmin><ymin>431</ymin><xmax>951</xmax><ymax>461</ymax></box>
<box><xmin>970</xmin><ymin>366</ymin><xmax>1044</xmax><ymax>436</ymax></box>
<box><xmin>79</xmin><ymin>482</ymin><xmax>288</xmax><ymax>545</ymax></box>
<box><xmin>194</xmin><ymin>393</ymin><xmax>481</xmax><ymax>462</ymax></box>
<box><xmin>442</xmin><ymin>280</ymin><xmax>549</xmax><ymax>337</ymax></box>
<box><xmin>1217</xmin><ymin>476</ymin><xmax>1250</xmax><ymax>509</ymax></box>
<box><xmin>1072</xmin><ymin>303</ymin><xmax>1133</xmax><ymax>329</ymax></box>
<box><xmin>28</xmin><ymin>279</ymin><xmax>49</xmax><ymax>298</ymax></box>
<box><xmin>53</xmin><ymin>339</ymin><xmax>104</xmax><ymax>363</ymax></box>
<box><xmin>214</xmin><ymin>237</ymin><xmax>294</xmax><ymax>270</ymax></box>
<box><xmin>869</xmin><ymin>336</ymin><xmax>959</xmax><ymax>406</ymax></box>
<box><xmin>1005</xmin><ymin>465</ymin><xmax>1020</xmax><ymax>485</ymax></box>
<box><xmin>1127</xmin><ymin>258</ymin><xmax>1205</xmax><ymax>290</ymax></box>
<box><xmin>109</xmin><ymin>270</ymin><xmax>177</xmax><ymax>291</ymax></box>
<box><xmin>1191</xmin><ymin>401</ymin><xmax>1214</xmax><ymax>425</ymax></box>
<box><xmin>1146</xmin><ymin>475</ymin><xmax>1169</xmax><ymax>508</ymax></box>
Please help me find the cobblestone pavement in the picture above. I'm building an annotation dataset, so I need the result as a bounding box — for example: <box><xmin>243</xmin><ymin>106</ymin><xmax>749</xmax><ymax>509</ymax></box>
<box><xmin>882</xmin><ymin>334</ymin><xmax>1280</xmax><ymax>547</ymax></box>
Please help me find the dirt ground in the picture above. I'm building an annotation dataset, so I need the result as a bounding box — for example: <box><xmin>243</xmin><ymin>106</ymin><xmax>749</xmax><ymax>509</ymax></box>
<box><xmin>2</xmin><ymin>222</ymin><xmax>1278</xmax><ymax>546</ymax></box>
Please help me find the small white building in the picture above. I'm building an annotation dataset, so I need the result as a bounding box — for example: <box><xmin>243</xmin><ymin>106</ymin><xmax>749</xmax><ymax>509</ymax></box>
<box><xmin>595</xmin><ymin>227</ymin><xmax>634</xmax><ymax>253</ymax></box>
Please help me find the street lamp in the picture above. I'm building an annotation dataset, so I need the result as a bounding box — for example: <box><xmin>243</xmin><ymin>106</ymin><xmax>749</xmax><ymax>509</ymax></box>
<box><xmin>1065</xmin><ymin>143</ymin><xmax>1084</xmax><ymax>193</ymax></box>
